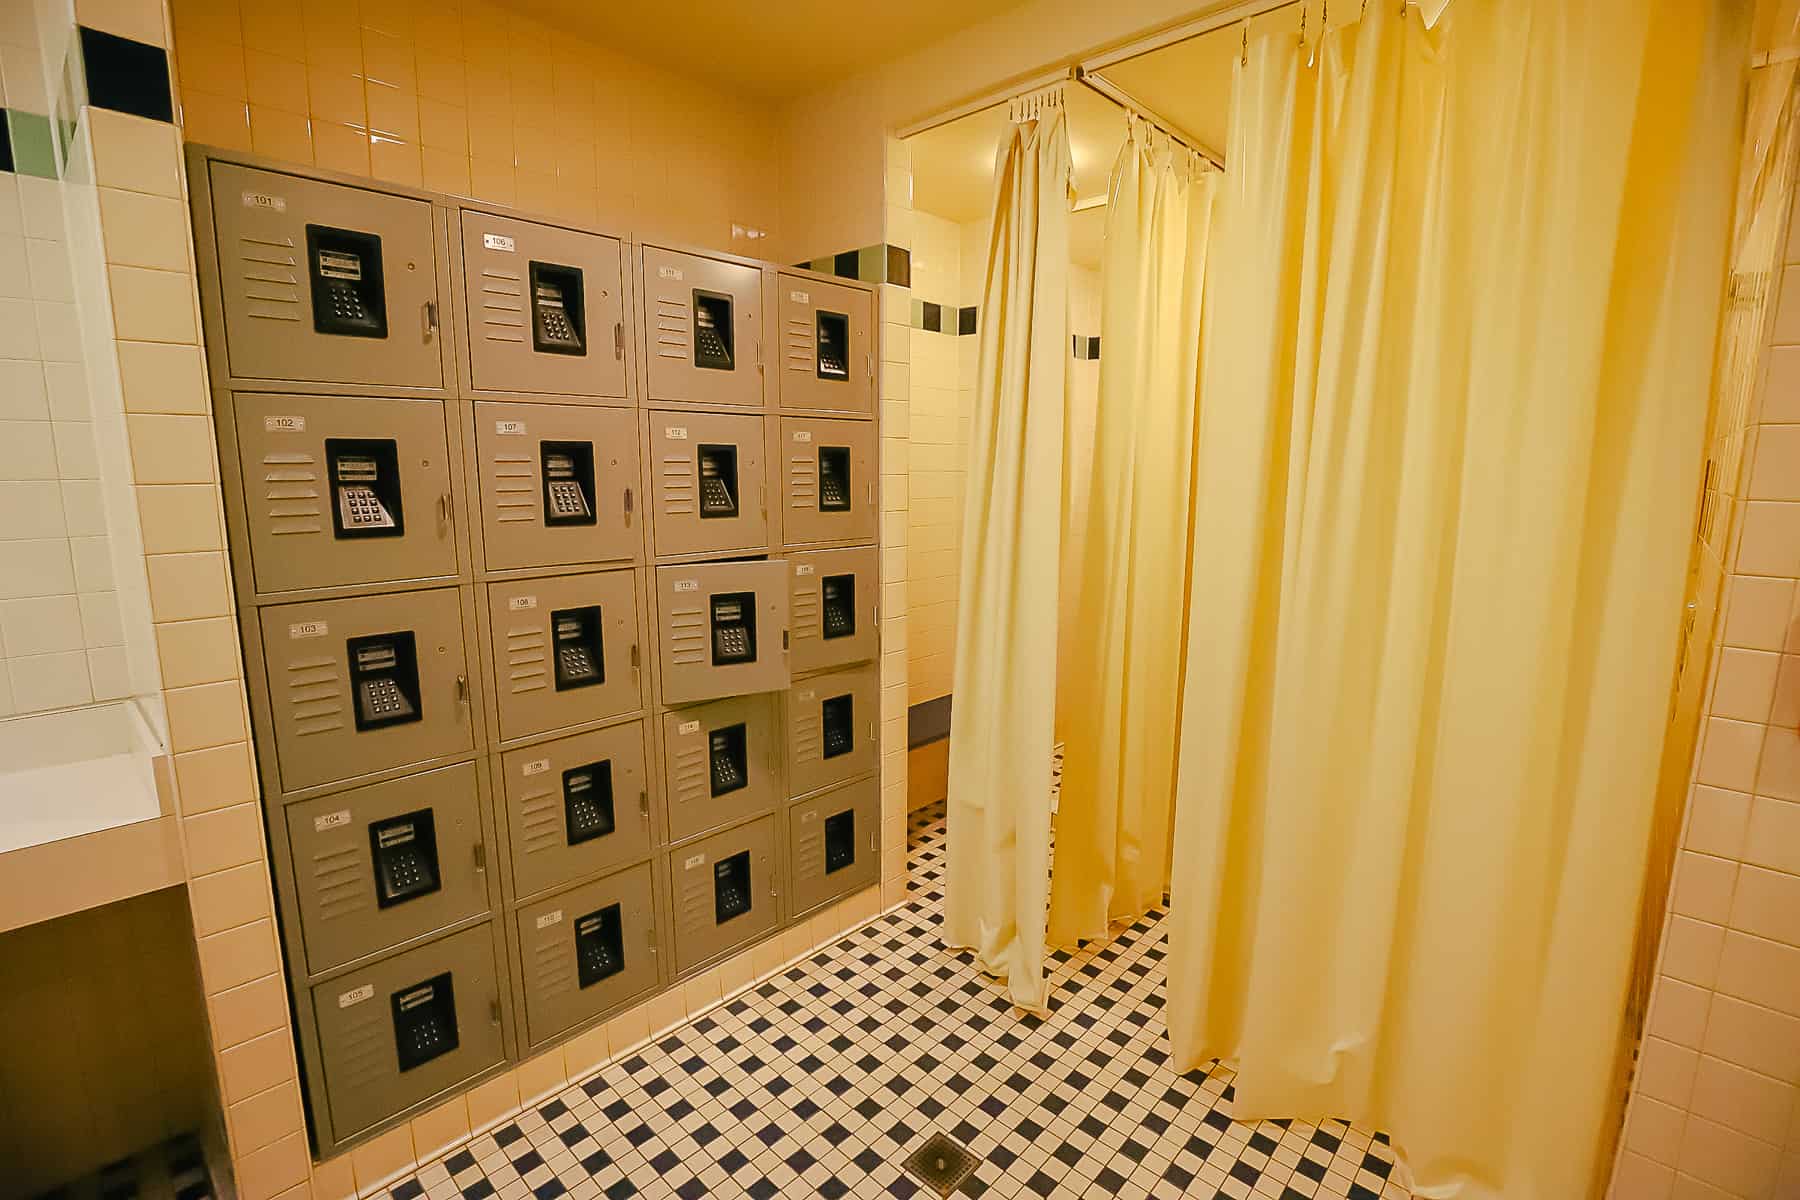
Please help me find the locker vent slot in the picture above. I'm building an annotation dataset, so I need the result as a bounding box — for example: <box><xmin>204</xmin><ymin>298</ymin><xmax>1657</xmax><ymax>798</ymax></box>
<box><xmin>824</xmin><ymin>809</ymin><xmax>855</xmax><ymax>874</ymax></box>
<box><xmin>334</xmin><ymin>993</ymin><xmax>390</xmax><ymax>1091</ymax></box>
<box><xmin>529</xmin><ymin>920</ymin><xmax>575</xmax><ymax>1004</ymax></box>
<box><xmin>284</xmin><ymin>655</ymin><xmax>347</xmax><ymax>737</ymax></box>
<box><xmin>236</xmin><ymin>235</ymin><xmax>303</xmax><ymax>323</ymax></box>
<box><xmin>576</xmin><ymin>903</ymin><xmax>624</xmax><ymax>988</ymax></box>
<box><xmin>478</xmin><ymin>266</ymin><xmax>527</xmax><ymax>344</ymax></box>
<box><xmin>308</xmin><ymin>842</ymin><xmax>369</xmax><ymax>923</ymax></box>
<box><xmin>794</xmin><ymin>813</ymin><xmax>824</xmax><ymax>886</ymax></box>
<box><xmin>563</xmin><ymin>760</ymin><xmax>616</xmax><ymax>845</ymax></box>
<box><xmin>517</xmin><ymin>778</ymin><xmax>564</xmax><ymax>859</ymax></box>
<box><xmin>671</xmin><ymin>738</ymin><xmax>708</xmax><ymax>812</ymax></box>
<box><xmin>791</xmin><ymin>575</ymin><xmax>820</xmax><ymax>644</ymax></box>
<box><xmin>794</xmin><ymin>703</ymin><xmax>822</xmax><ymax>769</ymax></box>
<box><xmin>653</xmin><ymin>295</ymin><xmax>691</xmax><ymax>360</ymax></box>
<box><xmin>505</xmin><ymin>619</ymin><xmax>550</xmax><ymax>695</ymax></box>
<box><xmin>658</xmin><ymin>452</ymin><xmax>697</xmax><ymax>517</ymax></box>
<box><xmin>490</xmin><ymin>451</ymin><xmax>539</xmax><ymax>525</ymax></box>
<box><xmin>783</xmin><ymin>315</ymin><xmax>816</xmax><ymax>375</ymax></box>
<box><xmin>392</xmin><ymin>972</ymin><xmax>458</xmax><ymax>1072</ymax></box>
<box><xmin>666</xmin><ymin>598</ymin><xmax>707</xmax><ymax>666</ymax></box>
<box><xmin>788</xmin><ymin>448</ymin><xmax>817</xmax><ymax>509</ymax></box>
<box><xmin>261</xmin><ymin>451</ymin><xmax>324</xmax><ymax>535</ymax></box>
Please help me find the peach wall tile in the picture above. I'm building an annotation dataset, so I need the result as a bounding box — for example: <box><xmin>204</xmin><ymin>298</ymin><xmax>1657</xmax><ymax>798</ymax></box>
<box><xmin>1609</xmin><ymin>1150</ymin><xmax>1673</xmax><ymax>1200</ymax></box>
<box><xmin>155</xmin><ymin>615</ymin><xmax>243</xmax><ymax>687</ymax></box>
<box><xmin>181</xmin><ymin>33</ymin><xmax>248</xmax><ymax>98</ymax></box>
<box><xmin>197</xmin><ymin>916</ymin><xmax>280</xmax><ymax>991</ymax></box>
<box><xmin>1650</xmin><ymin>975</ymin><xmax>1713</xmax><ymax>1049</ymax></box>
<box><xmin>180</xmin><ymin>89</ymin><xmax>252</xmax><ymax>151</ymax></box>
<box><xmin>1750</xmin><ymin>423</ymin><xmax>1800</xmax><ymax>500</ymax></box>
<box><xmin>183</xmin><ymin>801</ymin><xmax>265</xmax><ymax>876</ymax></box>
<box><xmin>409</xmin><ymin>1095</ymin><xmax>470</xmax><ymax>1162</ymax></box>
<box><xmin>1757</xmin><ymin>724</ymin><xmax>1800</xmax><ymax>801</ymax></box>
<box><xmin>1661</xmin><ymin>916</ymin><xmax>1727</xmax><ymax>988</ymax></box>
<box><xmin>369</xmin><ymin>137</ymin><xmax>422</xmax><ymax>187</ymax></box>
<box><xmin>110</xmin><ymin>266</ymin><xmax>199</xmax><ymax>344</ymax></box>
<box><xmin>208</xmin><ymin>970</ymin><xmax>289</xmax><ymax>1049</ymax></box>
<box><xmin>464</xmin><ymin>1069</ymin><xmax>519</xmax><ymax>1134</ymax></box>
<box><xmin>218</xmin><ymin>1027</ymin><xmax>293</xmax><ymax>1104</ymax></box>
<box><xmin>605</xmin><ymin>1003</ymin><xmax>650</xmax><ymax>1058</ymax></box>
<box><xmin>228</xmin><ymin>1079</ymin><xmax>305</xmax><ymax>1156</ymax></box>
<box><xmin>120</xmin><ymin>341</ymin><xmax>209</xmax><ymax>414</ymax></box>
<box><xmin>348</xmin><ymin>1124</ymin><xmax>414</xmax><ymax>1194</ymax></box>
<box><xmin>78</xmin><ymin>0</ymin><xmax>169</xmax><ymax>46</ymax></box>
<box><xmin>308</xmin><ymin>1151</ymin><xmax>356</xmax><ymax>1200</ymax></box>
<box><xmin>1677</xmin><ymin>1113</ymin><xmax>1780</xmax><ymax>1199</ymax></box>
<box><xmin>250</xmin><ymin>106</ymin><xmax>315</xmax><ymax>164</ymax></box>
<box><xmin>1723</xmin><ymin>575</ymin><xmax>1795</xmax><ymax>650</ymax></box>
<box><xmin>166</xmin><ymin>679</ymin><xmax>248</xmax><ymax>751</ymax></box>
<box><xmin>236</xmin><ymin>1130</ymin><xmax>311</xmax><ymax>1200</ymax></box>
<box><xmin>515</xmin><ymin>1047</ymin><xmax>567</xmax><ymax>1105</ymax></box>
<box><xmin>1738</xmin><ymin>502</ymin><xmax>1800</xmax><ymax>577</ymax></box>
<box><xmin>1637</xmin><ymin>1036</ymin><xmax>1700</xmax><ymax>1108</ymax></box>
<box><xmin>189</xmin><ymin>861</ymin><xmax>272</xmax><ymax>936</ymax></box>
<box><xmin>1716</xmin><ymin>929</ymin><xmax>1800</xmax><ymax>1016</ymax></box>
<box><xmin>312</xmin><ymin>121</ymin><xmax>372</xmax><ymax>175</ymax></box>
<box><xmin>561</xmin><ymin>1021</ymin><xmax>609</xmax><ymax>1081</ymax></box>
<box><xmin>1703</xmin><ymin>993</ymin><xmax>1800</xmax><ymax>1081</ymax></box>
<box><xmin>1697</xmin><ymin>718</ymin><xmax>1764</xmax><ymax>794</ymax></box>
<box><xmin>1710</xmin><ymin>648</ymin><xmax>1780</xmax><ymax>723</ymax></box>
<box><xmin>245</xmin><ymin>48</ymin><xmax>309</xmax><ymax>112</ymax></box>
<box><xmin>1689</xmin><ymin>1053</ymin><xmax>1796</xmax><ymax>1146</ymax></box>
<box><xmin>1730</xmin><ymin>865</ymin><xmax>1800</xmax><ymax>947</ymax></box>
<box><xmin>174</xmin><ymin>740</ymin><xmax>258</xmax><ymax>815</ymax></box>
<box><xmin>148</xmin><ymin>550</ymin><xmax>231</xmax><ymax>621</ymax></box>
<box><xmin>1626</xmin><ymin>1094</ymin><xmax>1688</xmax><ymax>1166</ymax></box>
<box><xmin>90</xmin><ymin>109</ymin><xmax>184</xmax><ymax>198</ymax></box>
<box><xmin>1684</xmin><ymin>786</ymin><xmax>1751</xmax><ymax>860</ymax></box>
<box><xmin>1671</xmin><ymin>852</ymin><xmax>1739</xmax><ymax>926</ymax></box>
<box><xmin>99</xmin><ymin>189</ymin><xmax>192</xmax><ymax>273</ymax></box>
<box><xmin>1743</xmin><ymin>796</ymin><xmax>1800</xmax><ymax>875</ymax></box>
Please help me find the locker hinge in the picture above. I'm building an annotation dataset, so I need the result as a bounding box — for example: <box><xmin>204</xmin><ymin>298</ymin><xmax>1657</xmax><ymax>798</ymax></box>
<box><xmin>473</xmin><ymin>842</ymin><xmax>486</xmax><ymax>872</ymax></box>
<box><xmin>614</xmin><ymin>321</ymin><xmax>624</xmax><ymax>360</ymax></box>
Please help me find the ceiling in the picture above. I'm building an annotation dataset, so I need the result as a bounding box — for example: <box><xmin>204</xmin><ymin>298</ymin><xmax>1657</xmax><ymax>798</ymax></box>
<box><xmin>500</xmin><ymin>0</ymin><xmax>1038</xmax><ymax>100</ymax></box>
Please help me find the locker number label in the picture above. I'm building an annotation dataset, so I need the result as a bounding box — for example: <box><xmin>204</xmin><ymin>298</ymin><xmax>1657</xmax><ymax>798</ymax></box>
<box><xmin>482</xmin><ymin>232</ymin><xmax>516</xmax><ymax>252</ymax></box>
<box><xmin>536</xmin><ymin>909</ymin><xmax>564</xmax><ymax>930</ymax></box>
<box><xmin>801</xmin><ymin>810</ymin><xmax>817</xmax><ymax>823</ymax></box>
<box><xmin>659</xmin><ymin>266</ymin><xmax>684</xmax><ymax>280</ymax></box>
<box><xmin>314</xmin><ymin>809</ymin><xmax>351</xmax><ymax>833</ymax></box>
<box><xmin>795</xmin><ymin>564</ymin><xmax>814</xmax><ymax>576</ymax></box>
<box><xmin>509</xmin><ymin>595</ymin><xmax>538</xmax><ymax>611</ymax></box>
<box><xmin>288</xmin><ymin>620</ymin><xmax>328</xmax><ymax>639</ymax></box>
<box><xmin>678</xmin><ymin>719</ymin><xmax>700</xmax><ymax>735</ymax></box>
<box><xmin>522</xmin><ymin>758</ymin><xmax>550</xmax><ymax>776</ymax></box>
<box><xmin>241</xmin><ymin>190</ymin><xmax>286</xmax><ymax>212</ymax></box>
<box><xmin>263</xmin><ymin>414</ymin><xmax>305</xmax><ymax>432</ymax></box>
<box><xmin>684</xmin><ymin>853</ymin><xmax>706</xmax><ymax>870</ymax></box>
<box><xmin>798</xmin><ymin>690</ymin><xmax>815</xmax><ymax>702</ymax></box>
<box><xmin>495</xmin><ymin>420</ymin><xmax>527</xmax><ymax>435</ymax></box>
<box><xmin>790</xmin><ymin>290</ymin><xmax>810</xmax><ymax>304</ymax></box>
<box><xmin>792</xmin><ymin>430</ymin><xmax>812</xmax><ymax>443</ymax></box>
<box><xmin>673</xmin><ymin>579</ymin><xmax>698</xmax><ymax>592</ymax></box>
<box><xmin>664</xmin><ymin>426</ymin><xmax>688</xmax><ymax>440</ymax></box>
<box><xmin>337</xmin><ymin>983</ymin><xmax>374</xmax><ymax>1009</ymax></box>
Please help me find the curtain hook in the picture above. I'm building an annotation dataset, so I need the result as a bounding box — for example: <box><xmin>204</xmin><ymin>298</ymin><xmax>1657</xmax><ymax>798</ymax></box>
<box><xmin>1298</xmin><ymin>1</ymin><xmax>1306</xmax><ymax>50</ymax></box>
<box><xmin>1241</xmin><ymin>20</ymin><xmax>1248</xmax><ymax>66</ymax></box>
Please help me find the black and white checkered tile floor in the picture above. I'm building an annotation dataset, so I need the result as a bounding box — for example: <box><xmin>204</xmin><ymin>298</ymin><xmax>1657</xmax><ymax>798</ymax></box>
<box><xmin>383</xmin><ymin>802</ymin><xmax>1408</xmax><ymax>1200</ymax></box>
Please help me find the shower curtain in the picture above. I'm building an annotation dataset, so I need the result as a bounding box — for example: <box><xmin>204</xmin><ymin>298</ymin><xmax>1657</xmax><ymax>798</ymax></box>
<box><xmin>1049</xmin><ymin>120</ymin><xmax>1215</xmax><ymax>946</ymax></box>
<box><xmin>943</xmin><ymin>87</ymin><xmax>1072</xmax><ymax>1014</ymax></box>
<box><xmin>1165</xmin><ymin>1</ymin><xmax>1743</xmax><ymax>1197</ymax></box>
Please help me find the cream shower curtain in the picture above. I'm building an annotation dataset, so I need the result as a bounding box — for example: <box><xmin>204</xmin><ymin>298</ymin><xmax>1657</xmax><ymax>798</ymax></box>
<box><xmin>1166</xmin><ymin>2</ymin><xmax>1743</xmax><ymax>1198</ymax></box>
<box><xmin>943</xmin><ymin>89</ymin><xmax>1071</xmax><ymax>1013</ymax></box>
<box><xmin>1049</xmin><ymin>120</ymin><xmax>1214</xmax><ymax>946</ymax></box>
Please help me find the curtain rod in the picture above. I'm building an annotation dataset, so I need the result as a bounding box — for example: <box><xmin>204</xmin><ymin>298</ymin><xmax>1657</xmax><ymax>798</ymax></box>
<box><xmin>1072</xmin><ymin>66</ymin><xmax>1224</xmax><ymax>170</ymax></box>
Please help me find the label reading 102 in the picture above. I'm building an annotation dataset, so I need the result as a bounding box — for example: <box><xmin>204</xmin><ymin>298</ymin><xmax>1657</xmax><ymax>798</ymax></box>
<box><xmin>264</xmin><ymin>415</ymin><xmax>304</xmax><ymax>432</ymax></box>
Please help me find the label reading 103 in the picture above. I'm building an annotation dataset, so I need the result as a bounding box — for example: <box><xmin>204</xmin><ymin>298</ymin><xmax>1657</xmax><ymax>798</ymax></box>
<box><xmin>289</xmin><ymin>620</ymin><xmax>328</xmax><ymax>639</ymax></box>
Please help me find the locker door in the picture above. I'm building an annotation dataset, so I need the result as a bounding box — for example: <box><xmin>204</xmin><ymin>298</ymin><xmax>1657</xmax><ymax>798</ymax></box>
<box><xmin>641</xmin><ymin>246</ymin><xmax>764</xmax><ymax>408</ymax></box>
<box><xmin>474</xmin><ymin>402</ymin><xmax>641</xmax><ymax>572</ymax></box>
<box><xmin>500</xmin><ymin>721</ymin><xmax>652</xmax><ymax>900</ymax></box>
<box><xmin>787</xmin><ymin>778</ymin><xmax>879</xmax><ymax>918</ymax></box>
<box><xmin>209</xmin><ymin>163</ymin><xmax>443</xmax><ymax>389</ymax></box>
<box><xmin>260</xmin><ymin>588</ymin><xmax>473</xmax><ymax>793</ymax></box>
<box><xmin>648</xmin><ymin>411</ymin><xmax>768</xmax><ymax>559</ymax></box>
<box><xmin>516</xmin><ymin>863</ymin><xmax>658</xmax><ymax>1049</ymax></box>
<box><xmin>668</xmin><ymin>815</ymin><xmax>778</xmax><ymax>974</ymax></box>
<box><xmin>233</xmin><ymin>392</ymin><xmax>457</xmax><ymax>594</ymax></box>
<box><xmin>776</xmin><ymin>273</ymin><xmax>874</xmax><ymax>415</ymax></box>
<box><xmin>312</xmin><ymin>922</ymin><xmax>504</xmax><ymax>1140</ymax></box>
<box><xmin>461</xmin><ymin>211</ymin><xmax>628</xmax><ymax>400</ymax></box>
<box><xmin>486</xmin><ymin>570</ymin><xmax>643</xmax><ymax>742</ymax></box>
<box><xmin>661</xmin><ymin>694</ymin><xmax>778</xmax><ymax>844</ymax></box>
<box><xmin>654</xmin><ymin>560</ymin><xmax>789</xmax><ymax>705</ymax></box>
<box><xmin>788</xmin><ymin>546</ymin><xmax>878</xmax><ymax>675</ymax></box>
<box><xmin>780</xmin><ymin>417</ymin><xmax>877</xmax><ymax>547</ymax></box>
<box><xmin>286</xmin><ymin>763</ymin><xmax>487</xmax><ymax>976</ymax></box>
<box><xmin>784</xmin><ymin>663</ymin><xmax>879</xmax><ymax>801</ymax></box>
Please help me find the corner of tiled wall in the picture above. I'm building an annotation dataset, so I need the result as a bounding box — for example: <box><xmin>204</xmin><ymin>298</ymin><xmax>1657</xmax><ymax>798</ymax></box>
<box><xmin>880</xmin><ymin>133</ymin><xmax>914</xmax><ymax>905</ymax></box>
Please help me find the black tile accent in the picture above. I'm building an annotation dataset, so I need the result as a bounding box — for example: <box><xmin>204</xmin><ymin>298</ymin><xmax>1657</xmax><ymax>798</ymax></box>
<box><xmin>887</xmin><ymin>244</ymin><xmax>912</xmax><ymax>288</ymax></box>
<box><xmin>0</xmin><ymin>113</ymin><xmax>13</xmax><ymax>174</ymax></box>
<box><xmin>1089</xmin><ymin>335</ymin><xmax>1101</xmax><ymax>359</ymax></box>
<box><xmin>921</xmin><ymin>301</ymin><xmax>941</xmax><ymax>333</ymax></box>
<box><xmin>78</xmin><ymin>27</ymin><xmax>173</xmax><ymax>123</ymax></box>
<box><xmin>833</xmin><ymin>250</ymin><xmax>861</xmax><ymax>280</ymax></box>
<box><xmin>958</xmin><ymin>305</ymin><xmax>977</xmax><ymax>335</ymax></box>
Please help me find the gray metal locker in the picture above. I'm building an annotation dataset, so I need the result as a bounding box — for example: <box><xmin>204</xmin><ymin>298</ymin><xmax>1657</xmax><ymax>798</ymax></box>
<box><xmin>661</xmin><ymin>694</ymin><xmax>778</xmax><ymax>845</ymax></box>
<box><xmin>259</xmin><ymin>588</ymin><xmax>473</xmax><ymax>793</ymax></box>
<box><xmin>231</xmin><ymin>392</ymin><xmax>458</xmax><ymax>595</ymax></box>
<box><xmin>311</xmin><ymin>922</ymin><xmax>505</xmax><ymax>1141</ymax></box>
<box><xmin>654</xmin><ymin>560</ymin><xmax>789</xmax><ymax>706</ymax></box>
<box><xmin>486</xmin><ymin>570</ymin><xmax>643</xmax><ymax>742</ymax></box>
<box><xmin>786</xmin><ymin>776</ymin><xmax>879</xmax><ymax>919</ymax></box>
<box><xmin>776</xmin><ymin>273</ymin><xmax>874</xmax><ymax>415</ymax></box>
<box><xmin>515</xmin><ymin>862</ymin><xmax>657</xmax><ymax>1049</ymax></box>
<box><xmin>648</xmin><ymin>410</ymin><xmax>768</xmax><ymax>559</ymax></box>
<box><xmin>461</xmin><ymin>211</ymin><xmax>628</xmax><ymax>400</ymax></box>
<box><xmin>784</xmin><ymin>663</ymin><xmax>879</xmax><ymax>801</ymax></box>
<box><xmin>284</xmin><ymin>763</ymin><xmax>488</xmax><ymax>976</ymax></box>
<box><xmin>788</xmin><ymin>546</ymin><xmax>878</xmax><ymax>675</ymax></box>
<box><xmin>779</xmin><ymin>417</ymin><xmax>877</xmax><ymax>548</ymax></box>
<box><xmin>499</xmin><ymin>721</ymin><xmax>651</xmax><ymax>901</ymax></box>
<box><xmin>641</xmin><ymin>245</ymin><xmax>764</xmax><ymax>408</ymax></box>
<box><xmin>207</xmin><ymin>162</ymin><xmax>443</xmax><ymax>389</ymax></box>
<box><xmin>474</xmin><ymin>402</ymin><xmax>640</xmax><ymax>572</ymax></box>
<box><xmin>668</xmin><ymin>814</ymin><xmax>778</xmax><ymax>975</ymax></box>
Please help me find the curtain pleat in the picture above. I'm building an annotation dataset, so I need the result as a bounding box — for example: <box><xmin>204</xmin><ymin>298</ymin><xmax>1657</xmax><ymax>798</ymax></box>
<box><xmin>1165</xmin><ymin>2</ymin><xmax>1745</xmax><ymax>1196</ymax></box>
<box><xmin>1049</xmin><ymin>120</ymin><xmax>1215</xmax><ymax>946</ymax></box>
<box><xmin>943</xmin><ymin>99</ymin><xmax>1072</xmax><ymax>1014</ymax></box>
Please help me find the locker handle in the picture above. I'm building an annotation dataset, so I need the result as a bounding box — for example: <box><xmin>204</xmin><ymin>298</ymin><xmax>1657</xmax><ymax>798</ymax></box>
<box><xmin>870</xmin><ymin>832</ymin><xmax>878</xmax><ymax>852</ymax></box>
<box><xmin>613</xmin><ymin>321</ymin><xmax>624</xmax><ymax>360</ymax></box>
<box><xmin>473</xmin><ymin>842</ymin><xmax>486</xmax><ymax>873</ymax></box>
<box><xmin>455</xmin><ymin>674</ymin><xmax>470</xmax><ymax>714</ymax></box>
<box><xmin>489</xmin><ymin>997</ymin><xmax>502</xmax><ymax>1026</ymax></box>
<box><xmin>437</xmin><ymin>490</ymin><xmax>453</xmax><ymax>530</ymax></box>
<box><xmin>423</xmin><ymin>299</ymin><xmax>440</xmax><ymax>340</ymax></box>
<box><xmin>639</xmin><ymin>790</ymin><xmax>649</xmax><ymax>828</ymax></box>
<box><xmin>623</xmin><ymin>487</ymin><xmax>633</xmax><ymax>524</ymax></box>
<box><xmin>630</xmin><ymin>643</ymin><xmax>640</xmax><ymax>671</ymax></box>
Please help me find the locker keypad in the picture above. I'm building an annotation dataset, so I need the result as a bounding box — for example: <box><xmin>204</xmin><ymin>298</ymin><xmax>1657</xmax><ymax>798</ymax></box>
<box><xmin>815</xmin><ymin>310</ymin><xmax>849</xmax><ymax>380</ymax></box>
<box><xmin>821</xmin><ymin>694</ymin><xmax>854</xmax><ymax>760</ymax></box>
<box><xmin>563</xmin><ymin>761</ymin><xmax>616</xmax><ymax>846</ymax></box>
<box><xmin>575</xmin><ymin>904</ymin><xmax>624</xmax><ymax>988</ymax></box>
<box><xmin>693</xmin><ymin>290</ymin><xmax>735</xmax><ymax>371</ymax></box>
<box><xmin>540</xmin><ymin>441</ymin><xmax>597</xmax><ymax>527</ymax></box>
<box><xmin>697</xmin><ymin>445</ymin><xmax>739</xmax><ymax>519</ymax></box>
<box><xmin>709</xmin><ymin>723</ymin><xmax>748</xmax><ymax>797</ymax></box>
<box><xmin>709</xmin><ymin>592</ymin><xmax>757</xmax><ymax>666</ymax></box>
<box><xmin>824</xmin><ymin>809</ymin><xmax>855</xmax><ymax>874</ymax></box>
<box><xmin>391</xmin><ymin>972</ymin><xmax>459</xmax><ymax>1072</ymax></box>
<box><xmin>714</xmin><ymin>850</ymin><xmax>751</xmax><ymax>924</ymax></box>
<box><xmin>821</xmin><ymin>574</ymin><xmax>856</xmax><ymax>640</ymax></box>
<box><xmin>552</xmin><ymin>607</ymin><xmax>604</xmax><ymax>691</ymax></box>
<box><xmin>348</xmin><ymin>632</ymin><xmax>421</xmax><ymax>731</ymax></box>
<box><xmin>818</xmin><ymin>446</ymin><xmax>851</xmax><ymax>512</ymax></box>
<box><xmin>370</xmin><ymin>809</ymin><xmax>442</xmax><ymax>908</ymax></box>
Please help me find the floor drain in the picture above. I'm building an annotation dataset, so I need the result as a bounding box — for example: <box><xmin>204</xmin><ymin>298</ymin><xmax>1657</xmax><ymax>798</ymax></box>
<box><xmin>903</xmin><ymin>1131</ymin><xmax>980</xmax><ymax>1197</ymax></box>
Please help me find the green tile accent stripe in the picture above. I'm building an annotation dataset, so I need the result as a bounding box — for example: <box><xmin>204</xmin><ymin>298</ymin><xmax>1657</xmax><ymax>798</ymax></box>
<box><xmin>4</xmin><ymin>110</ymin><xmax>58</xmax><ymax>179</ymax></box>
<box><xmin>796</xmin><ymin>243</ymin><xmax>912</xmax><ymax>287</ymax></box>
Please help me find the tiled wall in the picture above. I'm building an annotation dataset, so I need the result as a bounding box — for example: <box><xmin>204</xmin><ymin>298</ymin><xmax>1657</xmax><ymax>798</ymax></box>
<box><xmin>1611</xmin><ymin>120</ymin><xmax>1800</xmax><ymax>1198</ymax></box>
<box><xmin>0</xmin><ymin>16</ymin><xmax>132</xmax><ymax>717</ymax></box>
<box><xmin>163</xmin><ymin>0</ymin><xmax>782</xmax><ymax>252</ymax></box>
<box><xmin>0</xmin><ymin>886</ymin><xmax>215</xmax><ymax>1196</ymax></box>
